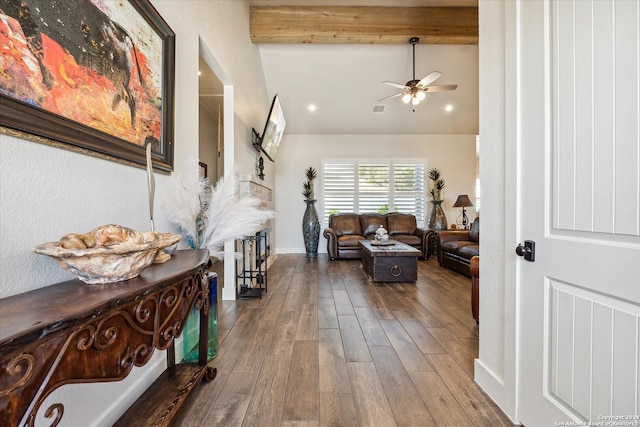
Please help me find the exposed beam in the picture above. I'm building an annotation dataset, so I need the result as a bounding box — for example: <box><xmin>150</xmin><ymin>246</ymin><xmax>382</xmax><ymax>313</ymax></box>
<box><xmin>250</xmin><ymin>6</ymin><xmax>478</xmax><ymax>45</ymax></box>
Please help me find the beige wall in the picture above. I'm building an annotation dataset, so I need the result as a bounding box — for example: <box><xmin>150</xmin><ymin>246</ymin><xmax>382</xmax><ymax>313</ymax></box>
<box><xmin>0</xmin><ymin>0</ymin><xmax>270</xmax><ymax>295</ymax></box>
<box><xmin>0</xmin><ymin>1</ymin><xmax>270</xmax><ymax>424</ymax></box>
<box><xmin>274</xmin><ymin>134</ymin><xmax>478</xmax><ymax>254</ymax></box>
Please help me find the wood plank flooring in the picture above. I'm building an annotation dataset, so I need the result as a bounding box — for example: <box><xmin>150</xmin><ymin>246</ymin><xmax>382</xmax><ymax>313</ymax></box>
<box><xmin>177</xmin><ymin>254</ymin><xmax>512</xmax><ymax>426</ymax></box>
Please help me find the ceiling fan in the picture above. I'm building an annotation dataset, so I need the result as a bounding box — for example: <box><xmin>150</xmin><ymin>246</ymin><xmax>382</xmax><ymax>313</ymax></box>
<box><xmin>379</xmin><ymin>37</ymin><xmax>457</xmax><ymax>106</ymax></box>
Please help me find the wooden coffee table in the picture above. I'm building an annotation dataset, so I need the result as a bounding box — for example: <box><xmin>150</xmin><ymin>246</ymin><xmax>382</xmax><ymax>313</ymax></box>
<box><xmin>359</xmin><ymin>240</ymin><xmax>421</xmax><ymax>282</ymax></box>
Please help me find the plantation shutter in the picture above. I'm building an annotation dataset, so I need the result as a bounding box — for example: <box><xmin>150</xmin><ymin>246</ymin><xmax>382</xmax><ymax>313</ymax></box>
<box><xmin>393</xmin><ymin>163</ymin><xmax>426</xmax><ymax>222</ymax></box>
<box><xmin>323</xmin><ymin>159</ymin><xmax>426</xmax><ymax>227</ymax></box>
<box><xmin>322</xmin><ymin>162</ymin><xmax>356</xmax><ymax>223</ymax></box>
<box><xmin>358</xmin><ymin>163</ymin><xmax>390</xmax><ymax>213</ymax></box>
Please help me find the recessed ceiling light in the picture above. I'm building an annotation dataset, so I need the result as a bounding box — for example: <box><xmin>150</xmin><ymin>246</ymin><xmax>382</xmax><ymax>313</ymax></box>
<box><xmin>198</xmin><ymin>70</ymin><xmax>202</xmax><ymax>76</ymax></box>
<box><xmin>445</xmin><ymin>104</ymin><xmax>454</xmax><ymax>112</ymax></box>
<box><xmin>308</xmin><ymin>104</ymin><xmax>317</xmax><ymax>112</ymax></box>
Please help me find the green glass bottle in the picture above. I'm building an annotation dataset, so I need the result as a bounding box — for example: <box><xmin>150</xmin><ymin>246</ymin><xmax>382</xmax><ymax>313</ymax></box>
<box><xmin>182</xmin><ymin>272</ymin><xmax>218</xmax><ymax>362</ymax></box>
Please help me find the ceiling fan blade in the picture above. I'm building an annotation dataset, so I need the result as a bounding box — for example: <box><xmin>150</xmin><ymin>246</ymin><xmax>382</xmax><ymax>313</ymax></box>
<box><xmin>382</xmin><ymin>81</ymin><xmax>409</xmax><ymax>90</ymax></box>
<box><xmin>417</xmin><ymin>71</ymin><xmax>442</xmax><ymax>88</ymax></box>
<box><xmin>377</xmin><ymin>92</ymin><xmax>404</xmax><ymax>101</ymax></box>
<box><xmin>420</xmin><ymin>84</ymin><xmax>458</xmax><ymax>92</ymax></box>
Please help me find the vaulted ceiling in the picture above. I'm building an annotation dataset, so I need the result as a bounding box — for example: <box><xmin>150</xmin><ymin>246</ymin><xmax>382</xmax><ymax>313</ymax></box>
<box><xmin>204</xmin><ymin>1</ymin><xmax>479</xmax><ymax>135</ymax></box>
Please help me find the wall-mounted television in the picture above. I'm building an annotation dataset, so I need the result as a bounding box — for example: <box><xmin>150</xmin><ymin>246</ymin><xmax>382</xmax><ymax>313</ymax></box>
<box><xmin>257</xmin><ymin>94</ymin><xmax>286</xmax><ymax>162</ymax></box>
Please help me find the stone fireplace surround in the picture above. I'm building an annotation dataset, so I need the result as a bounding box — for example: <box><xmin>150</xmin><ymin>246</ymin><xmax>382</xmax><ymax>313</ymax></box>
<box><xmin>236</xmin><ymin>175</ymin><xmax>275</xmax><ymax>287</ymax></box>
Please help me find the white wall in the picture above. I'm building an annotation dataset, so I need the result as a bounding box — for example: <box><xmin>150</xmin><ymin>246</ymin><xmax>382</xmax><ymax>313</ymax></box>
<box><xmin>474</xmin><ymin>0</ymin><xmax>518</xmax><ymax>422</ymax></box>
<box><xmin>0</xmin><ymin>1</ymin><xmax>270</xmax><ymax>424</ymax></box>
<box><xmin>199</xmin><ymin>100</ymin><xmax>221</xmax><ymax>182</ymax></box>
<box><xmin>274</xmin><ymin>134</ymin><xmax>477</xmax><ymax>254</ymax></box>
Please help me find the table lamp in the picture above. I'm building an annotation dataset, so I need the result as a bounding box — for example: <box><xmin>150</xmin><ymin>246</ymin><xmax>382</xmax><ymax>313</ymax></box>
<box><xmin>453</xmin><ymin>194</ymin><xmax>474</xmax><ymax>229</ymax></box>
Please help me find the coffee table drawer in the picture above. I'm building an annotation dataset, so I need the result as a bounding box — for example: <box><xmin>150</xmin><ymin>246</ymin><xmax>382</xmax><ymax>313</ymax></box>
<box><xmin>364</xmin><ymin>255</ymin><xmax>417</xmax><ymax>282</ymax></box>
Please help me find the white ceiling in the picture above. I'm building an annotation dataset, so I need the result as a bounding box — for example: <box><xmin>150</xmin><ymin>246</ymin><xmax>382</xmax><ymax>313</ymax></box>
<box><xmin>258</xmin><ymin>43</ymin><xmax>478</xmax><ymax>135</ymax></box>
<box><xmin>200</xmin><ymin>0</ymin><xmax>479</xmax><ymax>136</ymax></box>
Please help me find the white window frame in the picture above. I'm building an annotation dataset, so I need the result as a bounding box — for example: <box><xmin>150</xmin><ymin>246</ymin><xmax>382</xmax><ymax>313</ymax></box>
<box><xmin>321</xmin><ymin>158</ymin><xmax>428</xmax><ymax>227</ymax></box>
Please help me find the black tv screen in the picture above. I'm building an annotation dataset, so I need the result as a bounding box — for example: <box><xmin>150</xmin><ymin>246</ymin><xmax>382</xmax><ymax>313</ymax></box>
<box><xmin>259</xmin><ymin>94</ymin><xmax>286</xmax><ymax>162</ymax></box>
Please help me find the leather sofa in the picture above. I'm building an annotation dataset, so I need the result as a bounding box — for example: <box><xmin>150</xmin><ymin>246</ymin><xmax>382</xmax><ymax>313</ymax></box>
<box><xmin>437</xmin><ymin>217</ymin><xmax>479</xmax><ymax>276</ymax></box>
<box><xmin>323</xmin><ymin>212</ymin><xmax>431</xmax><ymax>260</ymax></box>
<box><xmin>470</xmin><ymin>256</ymin><xmax>479</xmax><ymax>324</ymax></box>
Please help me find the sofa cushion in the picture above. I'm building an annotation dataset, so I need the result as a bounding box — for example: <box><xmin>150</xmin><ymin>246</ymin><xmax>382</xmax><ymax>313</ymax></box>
<box><xmin>469</xmin><ymin>217</ymin><xmax>480</xmax><ymax>243</ymax></box>
<box><xmin>440</xmin><ymin>240</ymin><xmax>475</xmax><ymax>254</ymax></box>
<box><xmin>359</xmin><ymin>213</ymin><xmax>387</xmax><ymax>236</ymax></box>
<box><xmin>386</xmin><ymin>212</ymin><xmax>417</xmax><ymax>235</ymax></box>
<box><xmin>392</xmin><ymin>234</ymin><xmax>422</xmax><ymax>247</ymax></box>
<box><xmin>330</xmin><ymin>213</ymin><xmax>362</xmax><ymax>237</ymax></box>
<box><xmin>458</xmin><ymin>244</ymin><xmax>479</xmax><ymax>260</ymax></box>
<box><xmin>337</xmin><ymin>234</ymin><xmax>365</xmax><ymax>248</ymax></box>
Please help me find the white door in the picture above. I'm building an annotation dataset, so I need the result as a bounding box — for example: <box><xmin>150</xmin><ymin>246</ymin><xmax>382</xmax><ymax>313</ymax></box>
<box><xmin>517</xmin><ymin>1</ymin><xmax>640</xmax><ymax>425</ymax></box>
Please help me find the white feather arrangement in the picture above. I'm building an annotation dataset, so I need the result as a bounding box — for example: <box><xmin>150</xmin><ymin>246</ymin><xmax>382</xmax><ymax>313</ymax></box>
<box><xmin>164</xmin><ymin>166</ymin><xmax>210</xmax><ymax>249</ymax></box>
<box><xmin>203</xmin><ymin>175</ymin><xmax>274</xmax><ymax>259</ymax></box>
<box><xmin>164</xmin><ymin>166</ymin><xmax>273</xmax><ymax>259</ymax></box>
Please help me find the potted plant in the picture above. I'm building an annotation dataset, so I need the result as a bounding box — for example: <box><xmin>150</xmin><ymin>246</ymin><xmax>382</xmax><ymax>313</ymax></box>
<box><xmin>427</xmin><ymin>168</ymin><xmax>448</xmax><ymax>230</ymax></box>
<box><xmin>301</xmin><ymin>167</ymin><xmax>320</xmax><ymax>257</ymax></box>
<box><xmin>428</xmin><ymin>168</ymin><xmax>446</xmax><ymax>201</ymax></box>
<box><xmin>302</xmin><ymin>166</ymin><xmax>317</xmax><ymax>200</ymax></box>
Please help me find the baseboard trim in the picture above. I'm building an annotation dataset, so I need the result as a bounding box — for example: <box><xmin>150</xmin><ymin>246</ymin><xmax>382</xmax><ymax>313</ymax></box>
<box><xmin>276</xmin><ymin>247</ymin><xmax>316</xmax><ymax>254</ymax></box>
<box><xmin>474</xmin><ymin>358</ymin><xmax>521</xmax><ymax>425</ymax></box>
<box><xmin>222</xmin><ymin>286</ymin><xmax>236</xmax><ymax>300</ymax></box>
<box><xmin>94</xmin><ymin>350</ymin><xmax>168</xmax><ymax>426</ymax></box>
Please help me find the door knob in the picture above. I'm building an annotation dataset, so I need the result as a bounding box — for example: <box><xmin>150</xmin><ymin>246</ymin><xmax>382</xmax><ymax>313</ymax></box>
<box><xmin>515</xmin><ymin>240</ymin><xmax>535</xmax><ymax>262</ymax></box>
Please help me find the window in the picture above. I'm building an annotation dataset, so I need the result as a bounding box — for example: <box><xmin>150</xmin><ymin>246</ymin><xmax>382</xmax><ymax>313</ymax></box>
<box><xmin>322</xmin><ymin>159</ymin><xmax>427</xmax><ymax>226</ymax></box>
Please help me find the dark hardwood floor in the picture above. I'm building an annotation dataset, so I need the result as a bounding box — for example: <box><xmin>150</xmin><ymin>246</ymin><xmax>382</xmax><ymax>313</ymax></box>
<box><xmin>177</xmin><ymin>254</ymin><xmax>513</xmax><ymax>426</ymax></box>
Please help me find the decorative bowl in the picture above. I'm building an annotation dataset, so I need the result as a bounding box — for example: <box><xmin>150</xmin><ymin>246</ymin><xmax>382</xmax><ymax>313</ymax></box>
<box><xmin>33</xmin><ymin>225</ymin><xmax>182</xmax><ymax>284</ymax></box>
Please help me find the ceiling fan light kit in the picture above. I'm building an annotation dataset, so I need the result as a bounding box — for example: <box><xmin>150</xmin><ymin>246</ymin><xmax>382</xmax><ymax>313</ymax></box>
<box><xmin>380</xmin><ymin>37</ymin><xmax>457</xmax><ymax>107</ymax></box>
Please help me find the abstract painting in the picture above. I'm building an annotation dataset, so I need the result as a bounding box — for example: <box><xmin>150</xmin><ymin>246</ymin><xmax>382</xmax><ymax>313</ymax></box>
<box><xmin>0</xmin><ymin>0</ymin><xmax>175</xmax><ymax>171</ymax></box>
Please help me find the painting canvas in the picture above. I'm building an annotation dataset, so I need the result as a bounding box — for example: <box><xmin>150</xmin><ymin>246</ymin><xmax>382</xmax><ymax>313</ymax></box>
<box><xmin>0</xmin><ymin>0</ymin><xmax>175</xmax><ymax>171</ymax></box>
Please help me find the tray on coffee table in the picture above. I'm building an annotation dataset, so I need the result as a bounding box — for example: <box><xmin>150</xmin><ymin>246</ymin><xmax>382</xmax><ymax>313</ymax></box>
<box><xmin>370</xmin><ymin>240</ymin><xmax>396</xmax><ymax>246</ymax></box>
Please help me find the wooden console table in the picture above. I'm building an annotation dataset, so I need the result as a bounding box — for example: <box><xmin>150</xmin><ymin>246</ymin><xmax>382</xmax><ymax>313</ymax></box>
<box><xmin>0</xmin><ymin>250</ymin><xmax>216</xmax><ymax>426</ymax></box>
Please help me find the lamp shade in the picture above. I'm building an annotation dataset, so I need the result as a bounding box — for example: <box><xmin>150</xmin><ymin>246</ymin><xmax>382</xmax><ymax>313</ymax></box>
<box><xmin>453</xmin><ymin>194</ymin><xmax>473</xmax><ymax>208</ymax></box>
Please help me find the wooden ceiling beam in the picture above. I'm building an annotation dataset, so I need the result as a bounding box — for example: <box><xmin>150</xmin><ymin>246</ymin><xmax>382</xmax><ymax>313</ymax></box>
<box><xmin>250</xmin><ymin>6</ymin><xmax>478</xmax><ymax>45</ymax></box>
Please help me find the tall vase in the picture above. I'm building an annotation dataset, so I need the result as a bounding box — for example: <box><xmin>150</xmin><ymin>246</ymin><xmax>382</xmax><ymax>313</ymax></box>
<box><xmin>302</xmin><ymin>199</ymin><xmax>320</xmax><ymax>257</ymax></box>
<box><xmin>427</xmin><ymin>200</ymin><xmax>448</xmax><ymax>231</ymax></box>
<box><xmin>182</xmin><ymin>272</ymin><xmax>218</xmax><ymax>362</ymax></box>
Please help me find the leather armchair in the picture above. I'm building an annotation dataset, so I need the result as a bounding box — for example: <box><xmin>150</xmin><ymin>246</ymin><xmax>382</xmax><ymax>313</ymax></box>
<box><xmin>470</xmin><ymin>255</ymin><xmax>479</xmax><ymax>324</ymax></box>
<box><xmin>437</xmin><ymin>217</ymin><xmax>479</xmax><ymax>276</ymax></box>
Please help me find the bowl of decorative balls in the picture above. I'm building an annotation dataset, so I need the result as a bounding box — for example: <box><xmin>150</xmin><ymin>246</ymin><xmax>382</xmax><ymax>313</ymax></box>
<box><xmin>33</xmin><ymin>224</ymin><xmax>181</xmax><ymax>284</ymax></box>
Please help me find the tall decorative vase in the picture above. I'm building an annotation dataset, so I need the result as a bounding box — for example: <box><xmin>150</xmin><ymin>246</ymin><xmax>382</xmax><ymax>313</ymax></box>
<box><xmin>302</xmin><ymin>199</ymin><xmax>320</xmax><ymax>257</ymax></box>
<box><xmin>427</xmin><ymin>200</ymin><xmax>448</xmax><ymax>231</ymax></box>
<box><xmin>183</xmin><ymin>272</ymin><xmax>218</xmax><ymax>362</ymax></box>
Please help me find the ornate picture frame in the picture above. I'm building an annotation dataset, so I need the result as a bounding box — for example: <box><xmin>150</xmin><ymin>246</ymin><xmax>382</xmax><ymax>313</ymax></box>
<box><xmin>0</xmin><ymin>0</ymin><xmax>175</xmax><ymax>172</ymax></box>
